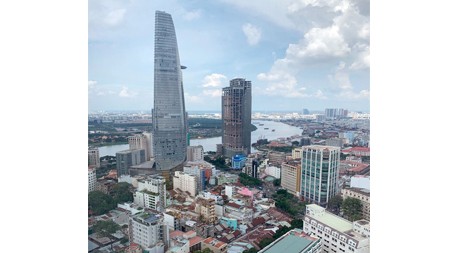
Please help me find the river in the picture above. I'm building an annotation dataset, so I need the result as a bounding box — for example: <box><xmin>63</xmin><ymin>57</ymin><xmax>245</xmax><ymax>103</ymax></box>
<box><xmin>98</xmin><ymin>120</ymin><xmax>302</xmax><ymax>156</ymax></box>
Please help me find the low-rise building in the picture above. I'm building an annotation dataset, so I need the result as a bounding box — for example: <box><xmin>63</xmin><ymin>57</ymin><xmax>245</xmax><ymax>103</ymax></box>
<box><xmin>217</xmin><ymin>173</ymin><xmax>239</xmax><ymax>185</ymax></box>
<box><xmin>303</xmin><ymin>204</ymin><xmax>370</xmax><ymax>253</ymax></box>
<box><xmin>134</xmin><ymin>175</ymin><xmax>166</xmax><ymax>212</ymax></box>
<box><xmin>129</xmin><ymin>212</ymin><xmax>169</xmax><ymax>253</ymax></box>
<box><xmin>259</xmin><ymin>228</ymin><xmax>321</xmax><ymax>253</ymax></box>
<box><xmin>97</xmin><ymin>179</ymin><xmax>117</xmax><ymax>194</ymax></box>
<box><xmin>350</xmin><ymin>175</ymin><xmax>370</xmax><ymax>191</ymax></box>
<box><xmin>195</xmin><ymin>197</ymin><xmax>217</xmax><ymax>224</ymax></box>
<box><xmin>201</xmin><ymin>237</ymin><xmax>227</xmax><ymax>253</ymax></box>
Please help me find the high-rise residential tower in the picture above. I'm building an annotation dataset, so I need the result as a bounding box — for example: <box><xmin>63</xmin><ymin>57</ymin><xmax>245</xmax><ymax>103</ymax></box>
<box><xmin>152</xmin><ymin>11</ymin><xmax>187</xmax><ymax>171</ymax></box>
<box><xmin>300</xmin><ymin>145</ymin><xmax>340</xmax><ymax>206</ymax></box>
<box><xmin>222</xmin><ymin>78</ymin><xmax>252</xmax><ymax>158</ymax></box>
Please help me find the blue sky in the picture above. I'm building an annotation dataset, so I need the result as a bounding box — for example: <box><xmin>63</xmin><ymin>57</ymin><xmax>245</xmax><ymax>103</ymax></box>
<box><xmin>88</xmin><ymin>0</ymin><xmax>370</xmax><ymax>112</ymax></box>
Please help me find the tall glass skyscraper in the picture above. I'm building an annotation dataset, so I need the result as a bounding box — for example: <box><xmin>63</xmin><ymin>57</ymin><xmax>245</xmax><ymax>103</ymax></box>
<box><xmin>222</xmin><ymin>78</ymin><xmax>252</xmax><ymax>158</ymax></box>
<box><xmin>152</xmin><ymin>11</ymin><xmax>187</xmax><ymax>170</ymax></box>
<box><xmin>300</xmin><ymin>145</ymin><xmax>340</xmax><ymax>206</ymax></box>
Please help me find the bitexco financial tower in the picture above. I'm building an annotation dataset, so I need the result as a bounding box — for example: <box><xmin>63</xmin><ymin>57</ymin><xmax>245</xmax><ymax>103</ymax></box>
<box><xmin>152</xmin><ymin>11</ymin><xmax>187</xmax><ymax>171</ymax></box>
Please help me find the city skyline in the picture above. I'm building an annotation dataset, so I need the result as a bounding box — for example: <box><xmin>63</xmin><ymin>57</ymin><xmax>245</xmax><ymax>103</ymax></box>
<box><xmin>89</xmin><ymin>0</ymin><xmax>370</xmax><ymax>112</ymax></box>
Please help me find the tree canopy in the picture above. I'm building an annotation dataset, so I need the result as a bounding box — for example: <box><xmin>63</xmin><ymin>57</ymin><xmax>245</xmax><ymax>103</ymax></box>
<box><xmin>93</xmin><ymin>220</ymin><xmax>121</xmax><ymax>249</ymax></box>
<box><xmin>239</xmin><ymin>173</ymin><xmax>262</xmax><ymax>187</ymax></box>
<box><xmin>327</xmin><ymin>195</ymin><xmax>343</xmax><ymax>215</ymax></box>
<box><xmin>272</xmin><ymin>189</ymin><xmax>306</xmax><ymax>217</ymax></box>
<box><xmin>342</xmin><ymin>197</ymin><xmax>363</xmax><ymax>221</ymax></box>
<box><xmin>88</xmin><ymin>191</ymin><xmax>116</xmax><ymax>215</ymax></box>
<box><xmin>110</xmin><ymin>182</ymin><xmax>134</xmax><ymax>204</ymax></box>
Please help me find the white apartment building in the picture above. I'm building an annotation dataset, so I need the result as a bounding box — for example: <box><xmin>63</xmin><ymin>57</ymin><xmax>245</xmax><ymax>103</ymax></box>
<box><xmin>303</xmin><ymin>204</ymin><xmax>370</xmax><ymax>253</ymax></box>
<box><xmin>173</xmin><ymin>171</ymin><xmax>197</xmax><ymax>196</ymax></box>
<box><xmin>264</xmin><ymin>164</ymin><xmax>281</xmax><ymax>179</ymax></box>
<box><xmin>341</xmin><ymin>188</ymin><xmax>370</xmax><ymax>221</ymax></box>
<box><xmin>88</xmin><ymin>167</ymin><xmax>97</xmax><ymax>192</ymax></box>
<box><xmin>183</xmin><ymin>161</ymin><xmax>216</xmax><ymax>190</ymax></box>
<box><xmin>134</xmin><ymin>176</ymin><xmax>166</xmax><ymax>212</ymax></box>
<box><xmin>187</xmin><ymin>145</ymin><xmax>204</xmax><ymax>162</ymax></box>
<box><xmin>88</xmin><ymin>147</ymin><xmax>100</xmax><ymax>168</ymax></box>
<box><xmin>129</xmin><ymin>132</ymin><xmax>153</xmax><ymax>161</ymax></box>
<box><xmin>129</xmin><ymin>212</ymin><xmax>169</xmax><ymax>253</ymax></box>
<box><xmin>281</xmin><ymin>162</ymin><xmax>301</xmax><ymax>195</ymax></box>
<box><xmin>224</xmin><ymin>185</ymin><xmax>235</xmax><ymax>199</ymax></box>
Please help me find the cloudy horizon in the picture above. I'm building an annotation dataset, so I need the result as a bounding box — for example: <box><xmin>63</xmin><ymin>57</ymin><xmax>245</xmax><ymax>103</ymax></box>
<box><xmin>89</xmin><ymin>0</ymin><xmax>370</xmax><ymax>113</ymax></box>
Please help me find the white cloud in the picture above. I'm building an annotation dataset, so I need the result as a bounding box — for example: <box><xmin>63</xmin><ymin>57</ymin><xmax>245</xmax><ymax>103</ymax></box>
<box><xmin>333</xmin><ymin>62</ymin><xmax>352</xmax><ymax>90</ymax></box>
<box><xmin>185</xmin><ymin>93</ymin><xmax>202</xmax><ymax>103</ymax></box>
<box><xmin>338</xmin><ymin>89</ymin><xmax>370</xmax><ymax>99</ymax></box>
<box><xmin>242</xmin><ymin>23</ymin><xmax>262</xmax><ymax>46</ymax></box>
<box><xmin>202</xmin><ymin>89</ymin><xmax>222</xmax><ymax>98</ymax></box>
<box><xmin>254</xmin><ymin>0</ymin><xmax>369</xmax><ymax>101</ymax></box>
<box><xmin>350</xmin><ymin>43</ymin><xmax>370</xmax><ymax>70</ymax></box>
<box><xmin>103</xmin><ymin>8</ymin><xmax>127</xmax><ymax>26</ymax></box>
<box><xmin>202</xmin><ymin>73</ymin><xmax>227</xmax><ymax>88</ymax></box>
<box><xmin>119</xmin><ymin>86</ymin><xmax>137</xmax><ymax>98</ymax></box>
<box><xmin>289</xmin><ymin>25</ymin><xmax>350</xmax><ymax>60</ymax></box>
<box><xmin>314</xmin><ymin>89</ymin><xmax>328</xmax><ymax>99</ymax></box>
<box><xmin>183</xmin><ymin>9</ymin><xmax>202</xmax><ymax>21</ymax></box>
<box><xmin>88</xmin><ymin>80</ymin><xmax>97</xmax><ymax>88</ymax></box>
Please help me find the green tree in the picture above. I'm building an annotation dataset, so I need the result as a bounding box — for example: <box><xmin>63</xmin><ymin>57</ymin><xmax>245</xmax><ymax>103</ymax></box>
<box><xmin>342</xmin><ymin>197</ymin><xmax>363</xmax><ymax>221</ymax></box>
<box><xmin>93</xmin><ymin>220</ymin><xmax>121</xmax><ymax>249</ymax></box>
<box><xmin>327</xmin><ymin>195</ymin><xmax>343</xmax><ymax>214</ymax></box>
<box><xmin>273</xmin><ymin>178</ymin><xmax>281</xmax><ymax>187</ymax></box>
<box><xmin>88</xmin><ymin>191</ymin><xmax>116</xmax><ymax>215</ymax></box>
<box><xmin>290</xmin><ymin>219</ymin><xmax>303</xmax><ymax>229</ymax></box>
<box><xmin>258</xmin><ymin>237</ymin><xmax>274</xmax><ymax>249</ymax></box>
<box><xmin>194</xmin><ymin>248</ymin><xmax>213</xmax><ymax>253</ymax></box>
<box><xmin>111</xmin><ymin>182</ymin><xmax>133</xmax><ymax>204</ymax></box>
<box><xmin>243</xmin><ymin>248</ymin><xmax>258</xmax><ymax>253</ymax></box>
<box><xmin>239</xmin><ymin>173</ymin><xmax>262</xmax><ymax>187</ymax></box>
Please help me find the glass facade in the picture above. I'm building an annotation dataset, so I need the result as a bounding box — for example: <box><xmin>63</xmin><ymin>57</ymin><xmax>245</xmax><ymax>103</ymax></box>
<box><xmin>152</xmin><ymin>11</ymin><xmax>187</xmax><ymax>170</ymax></box>
<box><xmin>300</xmin><ymin>146</ymin><xmax>340</xmax><ymax>206</ymax></box>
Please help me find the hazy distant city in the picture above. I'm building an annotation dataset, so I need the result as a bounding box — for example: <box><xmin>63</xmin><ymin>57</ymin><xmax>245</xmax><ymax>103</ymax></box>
<box><xmin>89</xmin><ymin>2</ymin><xmax>370</xmax><ymax>253</ymax></box>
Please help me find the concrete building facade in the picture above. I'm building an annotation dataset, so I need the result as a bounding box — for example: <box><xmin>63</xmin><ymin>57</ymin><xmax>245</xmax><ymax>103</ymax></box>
<box><xmin>88</xmin><ymin>167</ymin><xmax>97</xmax><ymax>193</ymax></box>
<box><xmin>129</xmin><ymin>132</ymin><xmax>153</xmax><ymax>161</ymax></box>
<box><xmin>116</xmin><ymin>149</ymin><xmax>146</xmax><ymax>176</ymax></box>
<box><xmin>134</xmin><ymin>175</ymin><xmax>167</xmax><ymax>212</ymax></box>
<box><xmin>152</xmin><ymin>11</ymin><xmax>187</xmax><ymax>171</ymax></box>
<box><xmin>280</xmin><ymin>162</ymin><xmax>301</xmax><ymax>196</ymax></box>
<box><xmin>222</xmin><ymin>78</ymin><xmax>252</xmax><ymax>158</ymax></box>
<box><xmin>173</xmin><ymin>171</ymin><xmax>197</xmax><ymax>196</ymax></box>
<box><xmin>129</xmin><ymin>212</ymin><xmax>169</xmax><ymax>252</ymax></box>
<box><xmin>186</xmin><ymin>145</ymin><xmax>204</xmax><ymax>162</ymax></box>
<box><xmin>300</xmin><ymin>146</ymin><xmax>340</xmax><ymax>206</ymax></box>
<box><xmin>303</xmin><ymin>204</ymin><xmax>370</xmax><ymax>253</ymax></box>
<box><xmin>195</xmin><ymin>197</ymin><xmax>217</xmax><ymax>224</ymax></box>
<box><xmin>88</xmin><ymin>147</ymin><xmax>100</xmax><ymax>168</ymax></box>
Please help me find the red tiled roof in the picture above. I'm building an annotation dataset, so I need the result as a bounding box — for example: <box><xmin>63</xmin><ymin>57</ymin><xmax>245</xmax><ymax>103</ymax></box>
<box><xmin>215</xmin><ymin>241</ymin><xmax>226</xmax><ymax>248</ymax></box>
<box><xmin>170</xmin><ymin>230</ymin><xmax>184</xmax><ymax>239</ymax></box>
<box><xmin>203</xmin><ymin>237</ymin><xmax>214</xmax><ymax>244</ymax></box>
<box><xmin>189</xmin><ymin>236</ymin><xmax>204</xmax><ymax>246</ymax></box>
<box><xmin>226</xmin><ymin>202</ymin><xmax>241</xmax><ymax>209</ymax></box>
<box><xmin>185</xmin><ymin>230</ymin><xmax>196</xmax><ymax>236</ymax></box>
